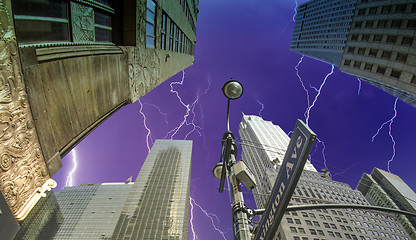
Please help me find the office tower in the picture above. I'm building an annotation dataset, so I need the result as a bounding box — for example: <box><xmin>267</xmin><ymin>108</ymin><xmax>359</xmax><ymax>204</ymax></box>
<box><xmin>112</xmin><ymin>139</ymin><xmax>192</xmax><ymax>239</ymax></box>
<box><xmin>357</xmin><ymin>167</ymin><xmax>416</xmax><ymax>238</ymax></box>
<box><xmin>339</xmin><ymin>0</ymin><xmax>416</xmax><ymax>107</ymax></box>
<box><xmin>238</xmin><ymin>114</ymin><xmax>317</xmax><ymax>209</ymax></box>
<box><xmin>53</xmin><ymin>183</ymin><xmax>133</xmax><ymax>240</ymax></box>
<box><xmin>0</xmin><ymin>1</ymin><xmax>198</xmax><ymax>238</ymax></box>
<box><xmin>49</xmin><ymin>139</ymin><xmax>192</xmax><ymax>240</ymax></box>
<box><xmin>291</xmin><ymin>0</ymin><xmax>416</xmax><ymax>107</ymax></box>
<box><xmin>290</xmin><ymin>0</ymin><xmax>357</xmax><ymax>65</ymax></box>
<box><xmin>271</xmin><ymin>170</ymin><xmax>412</xmax><ymax>240</ymax></box>
<box><xmin>13</xmin><ymin>191</ymin><xmax>63</xmax><ymax>240</ymax></box>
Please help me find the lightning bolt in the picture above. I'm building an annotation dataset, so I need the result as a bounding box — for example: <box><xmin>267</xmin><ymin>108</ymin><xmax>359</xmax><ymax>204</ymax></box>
<box><xmin>294</xmin><ymin>56</ymin><xmax>334</xmax><ymax>173</ymax></box>
<box><xmin>189</xmin><ymin>197</ymin><xmax>228</xmax><ymax>240</ymax></box>
<box><xmin>331</xmin><ymin>163</ymin><xmax>357</xmax><ymax>178</ymax></box>
<box><xmin>356</xmin><ymin>78</ymin><xmax>362</xmax><ymax>95</ymax></box>
<box><xmin>65</xmin><ymin>149</ymin><xmax>78</xmax><ymax>187</ymax></box>
<box><xmin>371</xmin><ymin>98</ymin><xmax>398</xmax><ymax>172</ymax></box>
<box><xmin>165</xmin><ymin>70</ymin><xmax>210</xmax><ymax>141</ymax></box>
<box><xmin>138</xmin><ymin>98</ymin><xmax>152</xmax><ymax>153</ymax></box>
<box><xmin>305</xmin><ymin>64</ymin><xmax>334</xmax><ymax>126</ymax></box>
<box><xmin>293</xmin><ymin>0</ymin><xmax>299</xmax><ymax>22</ymax></box>
<box><xmin>256</xmin><ymin>98</ymin><xmax>264</xmax><ymax>118</ymax></box>
<box><xmin>143</xmin><ymin>102</ymin><xmax>169</xmax><ymax>125</ymax></box>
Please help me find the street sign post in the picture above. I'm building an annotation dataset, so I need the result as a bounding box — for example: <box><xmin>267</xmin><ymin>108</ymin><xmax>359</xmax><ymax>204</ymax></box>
<box><xmin>254</xmin><ymin>119</ymin><xmax>316</xmax><ymax>240</ymax></box>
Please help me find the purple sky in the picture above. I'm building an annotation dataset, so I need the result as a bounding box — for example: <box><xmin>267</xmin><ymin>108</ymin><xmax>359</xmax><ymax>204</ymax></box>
<box><xmin>53</xmin><ymin>1</ymin><xmax>416</xmax><ymax>239</ymax></box>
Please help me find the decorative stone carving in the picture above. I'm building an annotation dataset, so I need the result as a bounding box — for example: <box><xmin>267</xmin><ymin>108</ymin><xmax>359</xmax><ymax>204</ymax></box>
<box><xmin>0</xmin><ymin>0</ymin><xmax>54</xmax><ymax>221</ymax></box>
<box><xmin>71</xmin><ymin>2</ymin><xmax>95</xmax><ymax>42</ymax></box>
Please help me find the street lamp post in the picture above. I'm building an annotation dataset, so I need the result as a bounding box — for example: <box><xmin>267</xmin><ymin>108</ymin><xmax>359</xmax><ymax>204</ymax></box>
<box><xmin>212</xmin><ymin>80</ymin><xmax>252</xmax><ymax>240</ymax></box>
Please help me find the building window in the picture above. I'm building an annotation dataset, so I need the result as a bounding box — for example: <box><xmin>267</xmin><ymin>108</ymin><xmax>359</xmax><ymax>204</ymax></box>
<box><xmin>353</xmin><ymin>61</ymin><xmax>361</xmax><ymax>68</ymax></box>
<box><xmin>169</xmin><ymin>22</ymin><xmax>174</xmax><ymax>51</ymax></box>
<box><xmin>309</xmin><ymin>229</ymin><xmax>317</xmax><ymax>235</ymax></box>
<box><xmin>295</xmin><ymin>219</ymin><xmax>301</xmax><ymax>224</ymax></box>
<box><xmin>180</xmin><ymin>32</ymin><xmax>183</xmax><ymax>53</ymax></box>
<box><xmin>287</xmin><ymin>218</ymin><xmax>294</xmax><ymax>223</ymax></box>
<box><xmin>387</xmin><ymin>35</ymin><xmax>397</xmax><ymax>44</ymax></box>
<box><xmin>365</xmin><ymin>20</ymin><xmax>373</xmax><ymax>28</ymax></box>
<box><xmin>369</xmin><ymin>49</ymin><xmax>377</xmax><ymax>57</ymax></box>
<box><xmin>161</xmin><ymin>13</ymin><xmax>167</xmax><ymax>50</ymax></box>
<box><xmin>328</xmin><ymin>231</ymin><xmax>335</xmax><ymax>237</ymax></box>
<box><xmin>354</xmin><ymin>21</ymin><xmax>362</xmax><ymax>28</ymax></box>
<box><xmin>299</xmin><ymin>228</ymin><xmax>306</xmax><ymax>234</ymax></box>
<box><xmin>290</xmin><ymin>227</ymin><xmax>298</xmax><ymax>233</ymax></box>
<box><xmin>146</xmin><ymin>0</ymin><xmax>156</xmax><ymax>48</ymax></box>
<box><xmin>13</xmin><ymin>0</ymin><xmax>69</xmax><ymax>43</ymax></box>
<box><xmin>317</xmin><ymin>230</ymin><xmax>325</xmax><ymax>236</ymax></box>
<box><xmin>382</xmin><ymin>51</ymin><xmax>391</xmax><ymax>60</ymax></box>
<box><xmin>378</xmin><ymin>20</ymin><xmax>387</xmax><ymax>28</ymax></box>
<box><xmin>358</xmin><ymin>9</ymin><xmax>365</xmax><ymax>15</ymax></box>
<box><xmin>396</xmin><ymin>53</ymin><xmax>408</xmax><ymax>62</ymax></box>
<box><xmin>377</xmin><ymin>66</ymin><xmax>386</xmax><ymax>75</ymax></box>
<box><xmin>396</xmin><ymin>4</ymin><xmax>407</xmax><ymax>13</ymax></box>
<box><xmin>362</xmin><ymin>34</ymin><xmax>369</xmax><ymax>41</ymax></box>
<box><xmin>401</xmin><ymin>37</ymin><xmax>413</xmax><ymax>46</ymax></box>
<box><xmin>381</xmin><ymin>5</ymin><xmax>391</xmax><ymax>13</ymax></box>
<box><xmin>408</xmin><ymin>20</ymin><xmax>416</xmax><ymax>29</ymax></box>
<box><xmin>347</xmin><ymin>47</ymin><xmax>355</xmax><ymax>53</ymax></box>
<box><xmin>391</xmin><ymin>20</ymin><xmax>402</xmax><ymax>28</ymax></box>
<box><xmin>335</xmin><ymin>232</ymin><xmax>342</xmax><ymax>238</ymax></box>
<box><xmin>351</xmin><ymin>34</ymin><xmax>359</xmax><ymax>41</ymax></box>
<box><xmin>365</xmin><ymin>63</ymin><xmax>373</xmax><ymax>71</ymax></box>
<box><xmin>306</xmin><ymin>220</ymin><xmax>313</xmax><ymax>226</ymax></box>
<box><xmin>294</xmin><ymin>237</ymin><xmax>300</xmax><ymax>240</ymax></box>
<box><xmin>373</xmin><ymin>35</ymin><xmax>382</xmax><ymax>42</ymax></box>
<box><xmin>390</xmin><ymin>69</ymin><xmax>401</xmax><ymax>79</ymax></box>
<box><xmin>369</xmin><ymin>7</ymin><xmax>377</xmax><ymax>14</ymax></box>
<box><xmin>175</xmin><ymin>26</ymin><xmax>179</xmax><ymax>52</ymax></box>
<box><xmin>358</xmin><ymin>48</ymin><xmax>365</xmax><ymax>55</ymax></box>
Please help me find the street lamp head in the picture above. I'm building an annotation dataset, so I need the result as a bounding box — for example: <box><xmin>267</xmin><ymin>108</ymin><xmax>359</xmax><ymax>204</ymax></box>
<box><xmin>212</xmin><ymin>161</ymin><xmax>224</xmax><ymax>179</ymax></box>
<box><xmin>222</xmin><ymin>79</ymin><xmax>243</xmax><ymax>100</ymax></box>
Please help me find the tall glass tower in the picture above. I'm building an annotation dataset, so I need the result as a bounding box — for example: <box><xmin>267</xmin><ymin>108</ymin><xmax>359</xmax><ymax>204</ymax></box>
<box><xmin>50</xmin><ymin>140</ymin><xmax>192</xmax><ymax>240</ymax></box>
<box><xmin>112</xmin><ymin>139</ymin><xmax>192</xmax><ymax>240</ymax></box>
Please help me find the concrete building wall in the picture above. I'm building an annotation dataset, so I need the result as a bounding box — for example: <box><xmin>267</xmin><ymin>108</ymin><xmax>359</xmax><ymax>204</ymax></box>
<box><xmin>339</xmin><ymin>0</ymin><xmax>416</xmax><ymax>107</ymax></box>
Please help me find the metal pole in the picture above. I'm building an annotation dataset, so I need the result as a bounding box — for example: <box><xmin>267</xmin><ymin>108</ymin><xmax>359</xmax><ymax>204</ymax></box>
<box><xmin>226</xmin><ymin>98</ymin><xmax>231</xmax><ymax>132</ymax></box>
<box><xmin>228</xmin><ymin>135</ymin><xmax>251</xmax><ymax>240</ymax></box>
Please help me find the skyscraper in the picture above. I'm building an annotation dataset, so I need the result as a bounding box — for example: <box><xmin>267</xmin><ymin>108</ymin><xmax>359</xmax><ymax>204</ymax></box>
<box><xmin>339</xmin><ymin>0</ymin><xmax>416</xmax><ymax>107</ymax></box>
<box><xmin>112</xmin><ymin>139</ymin><xmax>192</xmax><ymax>239</ymax></box>
<box><xmin>54</xmin><ymin>183</ymin><xmax>133</xmax><ymax>240</ymax></box>
<box><xmin>291</xmin><ymin>0</ymin><xmax>416</xmax><ymax>108</ymax></box>
<box><xmin>49</xmin><ymin>140</ymin><xmax>192</xmax><ymax>240</ymax></box>
<box><xmin>238</xmin><ymin>115</ymin><xmax>411</xmax><ymax>239</ymax></box>
<box><xmin>238</xmin><ymin>114</ymin><xmax>317</xmax><ymax>209</ymax></box>
<box><xmin>290</xmin><ymin>0</ymin><xmax>357</xmax><ymax>65</ymax></box>
<box><xmin>271</xmin><ymin>170</ymin><xmax>412</xmax><ymax>240</ymax></box>
<box><xmin>357</xmin><ymin>167</ymin><xmax>416</xmax><ymax>238</ymax></box>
